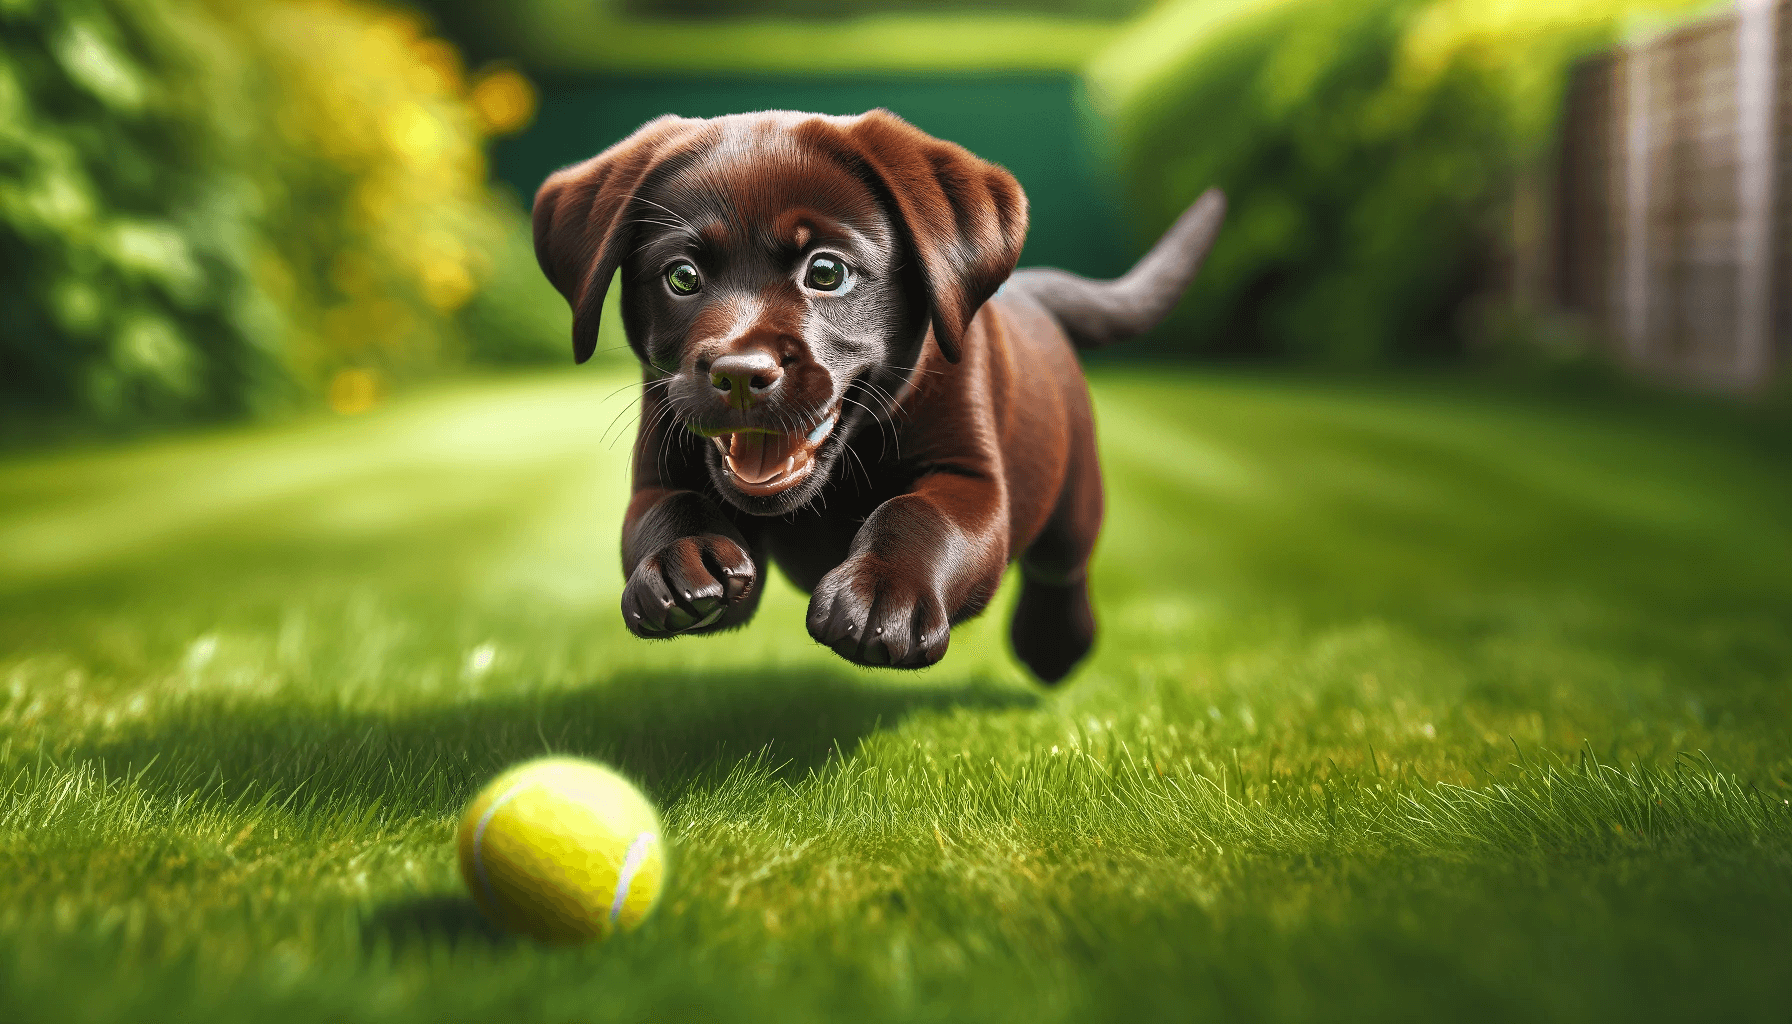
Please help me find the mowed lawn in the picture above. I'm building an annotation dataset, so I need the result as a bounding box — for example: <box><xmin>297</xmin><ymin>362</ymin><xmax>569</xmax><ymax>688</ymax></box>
<box><xmin>1</xmin><ymin>368</ymin><xmax>1789</xmax><ymax>1022</ymax></box>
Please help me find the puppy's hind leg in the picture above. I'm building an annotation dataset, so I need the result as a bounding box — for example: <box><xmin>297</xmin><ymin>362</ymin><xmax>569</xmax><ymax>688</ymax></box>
<box><xmin>1010</xmin><ymin>414</ymin><xmax>1103</xmax><ymax>685</ymax></box>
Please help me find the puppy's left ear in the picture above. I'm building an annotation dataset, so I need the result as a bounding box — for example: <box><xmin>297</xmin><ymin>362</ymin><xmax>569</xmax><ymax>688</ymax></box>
<box><xmin>533</xmin><ymin>115</ymin><xmax>704</xmax><ymax>364</ymax></box>
<box><xmin>831</xmin><ymin>110</ymin><xmax>1027</xmax><ymax>363</ymax></box>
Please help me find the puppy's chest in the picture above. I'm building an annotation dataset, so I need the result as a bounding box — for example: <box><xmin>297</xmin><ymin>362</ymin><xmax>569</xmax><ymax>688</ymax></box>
<box><xmin>759</xmin><ymin>515</ymin><xmax>857</xmax><ymax>593</ymax></box>
<box><xmin>750</xmin><ymin>482</ymin><xmax>894</xmax><ymax>592</ymax></box>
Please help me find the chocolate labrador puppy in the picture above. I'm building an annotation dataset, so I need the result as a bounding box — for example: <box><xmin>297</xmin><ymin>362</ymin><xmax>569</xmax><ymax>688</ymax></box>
<box><xmin>533</xmin><ymin>109</ymin><xmax>1223</xmax><ymax>683</ymax></box>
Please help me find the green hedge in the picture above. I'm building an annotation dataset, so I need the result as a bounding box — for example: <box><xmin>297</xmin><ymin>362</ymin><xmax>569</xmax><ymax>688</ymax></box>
<box><xmin>0</xmin><ymin>0</ymin><xmax>565</xmax><ymax>429</ymax></box>
<box><xmin>1090</xmin><ymin>0</ymin><xmax>1708</xmax><ymax>362</ymax></box>
<box><xmin>1</xmin><ymin>0</ymin><xmax>270</xmax><ymax>421</ymax></box>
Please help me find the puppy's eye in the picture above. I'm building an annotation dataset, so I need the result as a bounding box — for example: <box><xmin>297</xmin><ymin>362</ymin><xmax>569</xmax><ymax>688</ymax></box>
<box><xmin>666</xmin><ymin>262</ymin><xmax>701</xmax><ymax>296</ymax></box>
<box><xmin>805</xmin><ymin>255</ymin><xmax>848</xmax><ymax>292</ymax></box>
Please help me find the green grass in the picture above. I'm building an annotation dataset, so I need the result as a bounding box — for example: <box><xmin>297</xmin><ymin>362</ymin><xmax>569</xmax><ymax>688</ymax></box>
<box><xmin>1</xmin><ymin>368</ymin><xmax>1789</xmax><ymax>1022</ymax></box>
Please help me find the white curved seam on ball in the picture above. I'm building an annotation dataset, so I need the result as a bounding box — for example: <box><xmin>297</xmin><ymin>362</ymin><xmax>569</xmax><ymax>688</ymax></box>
<box><xmin>471</xmin><ymin>780</ymin><xmax>533</xmax><ymax>909</ymax></box>
<box><xmin>608</xmin><ymin>831</ymin><xmax>658</xmax><ymax>924</ymax></box>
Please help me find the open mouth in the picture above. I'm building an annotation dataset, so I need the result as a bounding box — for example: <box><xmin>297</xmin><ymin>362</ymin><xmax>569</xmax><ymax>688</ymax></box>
<box><xmin>697</xmin><ymin>403</ymin><xmax>841</xmax><ymax>497</ymax></box>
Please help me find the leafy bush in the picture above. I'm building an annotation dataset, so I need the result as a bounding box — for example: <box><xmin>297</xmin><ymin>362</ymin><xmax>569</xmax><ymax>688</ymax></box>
<box><xmin>1088</xmin><ymin>0</ymin><xmax>1708</xmax><ymax>362</ymax></box>
<box><xmin>1</xmin><ymin>0</ymin><xmax>268</xmax><ymax>421</ymax></box>
<box><xmin>0</xmin><ymin>0</ymin><xmax>564</xmax><ymax>429</ymax></box>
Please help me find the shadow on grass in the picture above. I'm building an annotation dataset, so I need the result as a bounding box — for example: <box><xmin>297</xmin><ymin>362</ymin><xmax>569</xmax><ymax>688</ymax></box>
<box><xmin>361</xmin><ymin>895</ymin><xmax>514</xmax><ymax>956</ymax></box>
<box><xmin>64</xmin><ymin>666</ymin><xmax>1040</xmax><ymax>819</ymax></box>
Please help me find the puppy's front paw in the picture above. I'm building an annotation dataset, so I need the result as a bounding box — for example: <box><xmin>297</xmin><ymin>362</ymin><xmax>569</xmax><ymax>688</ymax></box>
<box><xmin>622</xmin><ymin>535</ymin><xmax>755</xmax><ymax>637</ymax></box>
<box><xmin>807</xmin><ymin>554</ymin><xmax>949</xmax><ymax>669</ymax></box>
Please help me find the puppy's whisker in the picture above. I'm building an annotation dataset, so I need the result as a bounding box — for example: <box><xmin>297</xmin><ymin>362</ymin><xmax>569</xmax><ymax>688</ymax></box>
<box><xmin>630</xmin><ymin>394</ymin><xmax>683</xmax><ymax>479</ymax></box>
<box><xmin>606</xmin><ymin>411</ymin><xmax>643</xmax><ymax>451</ymax></box>
<box><xmin>839</xmin><ymin>395</ymin><xmax>894</xmax><ymax>464</ymax></box>
<box><xmin>840</xmin><ymin>399</ymin><xmax>886</xmax><ymax>446</ymax></box>
<box><xmin>600</xmin><ymin>376</ymin><xmax>657</xmax><ymax>408</ymax></box>
<box><xmin>645</xmin><ymin>396</ymin><xmax>679</xmax><ymax>440</ymax></box>
<box><xmin>867</xmin><ymin>358</ymin><xmax>936</xmax><ymax>377</ymax></box>
<box><xmin>848</xmin><ymin>376</ymin><xmax>905</xmax><ymax>457</ymax></box>
<box><xmin>610</xmin><ymin>383</ymin><xmax>671</xmax><ymax>450</ymax></box>
<box><xmin>840</xmin><ymin>436</ymin><xmax>873</xmax><ymax>491</ymax></box>
<box><xmin>860</xmin><ymin>374</ymin><xmax>905</xmax><ymax>407</ymax></box>
<box><xmin>869</xmin><ymin>361</ymin><xmax>937</xmax><ymax>402</ymax></box>
<box><xmin>864</xmin><ymin>382</ymin><xmax>909</xmax><ymax>435</ymax></box>
<box><xmin>655</xmin><ymin>412</ymin><xmax>678</xmax><ymax>486</ymax></box>
<box><xmin>601</xmin><ymin>400</ymin><xmax>639</xmax><ymax>448</ymax></box>
<box><xmin>839</xmin><ymin>389</ymin><xmax>891</xmax><ymax>453</ymax></box>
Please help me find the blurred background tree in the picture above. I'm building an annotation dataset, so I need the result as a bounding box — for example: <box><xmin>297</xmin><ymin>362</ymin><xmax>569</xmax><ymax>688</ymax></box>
<box><xmin>0</xmin><ymin>0</ymin><xmax>564</xmax><ymax>430</ymax></box>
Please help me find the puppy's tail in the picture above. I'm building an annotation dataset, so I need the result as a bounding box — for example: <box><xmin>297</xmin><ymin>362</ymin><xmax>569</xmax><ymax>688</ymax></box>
<box><xmin>1006</xmin><ymin>188</ymin><xmax>1226</xmax><ymax>350</ymax></box>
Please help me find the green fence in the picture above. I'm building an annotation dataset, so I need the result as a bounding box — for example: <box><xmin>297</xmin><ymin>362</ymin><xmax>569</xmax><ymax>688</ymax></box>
<box><xmin>492</xmin><ymin>73</ymin><xmax>1133</xmax><ymax>279</ymax></box>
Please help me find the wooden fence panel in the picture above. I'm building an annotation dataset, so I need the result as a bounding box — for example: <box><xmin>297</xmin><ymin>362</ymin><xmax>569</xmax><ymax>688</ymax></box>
<box><xmin>1652</xmin><ymin>21</ymin><xmax>1741</xmax><ymax>383</ymax></box>
<box><xmin>1551</xmin><ymin>1</ymin><xmax>1784</xmax><ymax>392</ymax></box>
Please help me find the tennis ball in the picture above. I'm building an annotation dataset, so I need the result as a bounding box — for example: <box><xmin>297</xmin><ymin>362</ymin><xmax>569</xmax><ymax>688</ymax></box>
<box><xmin>457</xmin><ymin>756</ymin><xmax>664</xmax><ymax>943</ymax></box>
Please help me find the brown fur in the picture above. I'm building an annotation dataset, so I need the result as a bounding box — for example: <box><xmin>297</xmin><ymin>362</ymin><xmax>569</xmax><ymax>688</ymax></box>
<box><xmin>533</xmin><ymin>109</ymin><xmax>1223</xmax><ymax>682</ymax></box>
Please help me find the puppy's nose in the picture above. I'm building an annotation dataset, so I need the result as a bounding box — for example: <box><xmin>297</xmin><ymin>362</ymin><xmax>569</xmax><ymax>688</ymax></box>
<box><xmin>707</xmin><ymin>350</ymin><xmax>782</xmax><ymax>409</ymax></box>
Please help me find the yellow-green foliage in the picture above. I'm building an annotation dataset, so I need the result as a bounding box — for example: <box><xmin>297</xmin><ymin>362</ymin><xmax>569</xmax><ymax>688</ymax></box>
<box><xmin>218</xmin><ymin>3</ymin><xmax>565</xmax><ymax>393</ymax></box>
<box><xmin>0</xmin><ymin>0</ymin><xmax>561</xmax><ymax>427</ymax></box>
<box><xmin>228</xmin><ymin>4</ymin><xmax>497</xmax><ymax>388</ymax></box>
<box><xmin>1089</xmin><ymin>0</ymin><xmax>1711</xmax><ymax>362</ymax></box>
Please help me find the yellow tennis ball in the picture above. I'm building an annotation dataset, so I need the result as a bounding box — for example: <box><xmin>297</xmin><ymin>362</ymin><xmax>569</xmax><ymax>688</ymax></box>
<box><xmin>457</xmin><ymin>756</ymin><xmax>665</xmax><ymax>943</ymax></box>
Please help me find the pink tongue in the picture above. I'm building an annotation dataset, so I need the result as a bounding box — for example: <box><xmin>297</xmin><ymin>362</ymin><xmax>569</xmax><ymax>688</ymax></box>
<box><xmin>727</xmin><ymin>431</ymin><xmax>796</xmax><ymax>484</ymax></box>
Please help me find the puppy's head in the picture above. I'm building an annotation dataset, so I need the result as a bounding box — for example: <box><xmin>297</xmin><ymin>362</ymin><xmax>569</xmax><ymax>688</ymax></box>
<box><xmin>533</xmin><ymin>110</ymin><xmax>1027</xmax><ymax>515</ymax></box>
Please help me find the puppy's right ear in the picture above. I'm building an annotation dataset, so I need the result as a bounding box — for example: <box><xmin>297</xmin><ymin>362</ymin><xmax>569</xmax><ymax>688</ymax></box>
<box><xmin>533</xmin><ymin>115</ymin><xmax>702</xmax><ymax>364</ymax></box>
